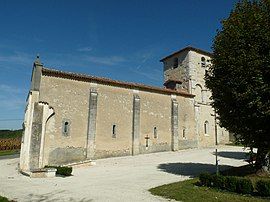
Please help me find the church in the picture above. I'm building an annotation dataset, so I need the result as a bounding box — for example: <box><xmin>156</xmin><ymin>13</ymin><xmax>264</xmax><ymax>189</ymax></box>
<box><xmin>19</xmin><ymin>46</ymin><xmax>229</xmax><ymax>175</ymax></box>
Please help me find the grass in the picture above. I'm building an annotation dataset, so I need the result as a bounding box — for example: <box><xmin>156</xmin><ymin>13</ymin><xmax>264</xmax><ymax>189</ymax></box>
<box><xmin>0</xmin><ymin>150</ymin><xmax>20</xmax><ymax>156</ymax></box>
<box><xmin>150</xmin><ymin>178</ymin><xmax>269</xmax><ymax>202</ymax></box>
<box><xmin>0</xmin><ymin>129</ymin><xmax>23</xmax><ymax>139</ymax></box>
<box><xmin>150</xmin><ymin>164</ymin><xmax>270</xmax><ymax>202</ymax></box>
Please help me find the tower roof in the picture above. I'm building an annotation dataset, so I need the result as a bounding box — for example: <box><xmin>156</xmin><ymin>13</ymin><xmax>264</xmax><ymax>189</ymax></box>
<box><xmin>160</xmin><ymin>46</ymin><xmax>213</xmax><ymax>62</ymax></box>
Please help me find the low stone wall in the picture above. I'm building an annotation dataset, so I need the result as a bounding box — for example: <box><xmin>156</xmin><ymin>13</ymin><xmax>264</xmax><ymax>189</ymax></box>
<box><xmin>178</xmin><ymin>139</ymin><xmax>198</xmax><ymax>150</ymax></box>
<box><xmin>94</xmin><ymin>148</ymin><xmax>131</xmax><ymax>159</ymax></box>
<box><xmin>139</xmin><ymin>142</ymin><xmax>171</xmax><ymax>154</ymax></box>
<box><xmin>48</xmin><ymin>146</ymin><xmax>86</xmax><ymax>165</ymax></box>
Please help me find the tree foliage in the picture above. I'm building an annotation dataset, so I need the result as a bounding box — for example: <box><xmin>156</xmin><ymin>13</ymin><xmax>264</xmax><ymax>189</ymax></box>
<box><xmin>205</xmin><ymin>0</ymin><xmax>270</xmax><ymax>168</ymax></box>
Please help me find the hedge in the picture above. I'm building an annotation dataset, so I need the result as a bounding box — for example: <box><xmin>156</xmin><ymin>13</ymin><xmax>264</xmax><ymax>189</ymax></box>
<box><xmin>199</xmin><ymin>173</ymin><xmax>213</xmax><ymax>187</ymax></box>
<box><xmin>199</xmin><ymin>173</ymin><xmax>253</xmax><ymax>195</ymax></box>
<box><xmin>236</xmin><ymin>178</ymin><xmax>253</xmax><ymax>194</ymax></box>
<box><xmin>256</xmin><ymin>180</ymin><xmax>270</xmax><ymax>197</ymax></box>
<box><xmin>225</xmin><ymin>176</ymin><xmax>238</xmax><ymax>192</ymax></box>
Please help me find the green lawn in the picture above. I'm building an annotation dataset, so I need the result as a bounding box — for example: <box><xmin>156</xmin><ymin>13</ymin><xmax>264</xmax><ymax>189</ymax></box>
<box><xmin>0</xmin><ymin>150</ymin><xmax>20</xmax><ymax>156</ymax></box>
<box><xmin>150</xmin><ymin>164</ymin><xmax>270</xmax><ymax>202</ymax></box>
<box><xmin>150</xmin><ymin>178</ymin><xmax>269</xmax><ymax>202</ymax></box>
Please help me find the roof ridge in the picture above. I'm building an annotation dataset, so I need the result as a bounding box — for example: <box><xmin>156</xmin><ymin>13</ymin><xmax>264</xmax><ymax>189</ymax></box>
<box><xmin>41</xmin><ymin>67</ymin><xmax>195</xmax><ymax>98</ymax></box>
<box><xmin>160</xmin><ymin>46</ymin><xmax>213</xmax><ymax>62</ymax></box>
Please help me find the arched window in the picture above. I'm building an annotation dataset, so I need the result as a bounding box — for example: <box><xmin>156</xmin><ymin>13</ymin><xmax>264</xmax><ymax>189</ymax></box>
<box><xmin>204</xmin><ymin>121</ymin><xmax>209</xmax><ymax>135</ymax></box>
<box><xmin>173</xmin><ymin>58</ymin><xmax>178</xmax><ymax>69</ymax></box>
<box><xmin>195</xmin><ymin>84</ymin><xmax>203</xmax><ymax>103</ymax></box>
<box><xmin>201</xmin><ymin>57</ymin><xmax>206</xmax><ymax>68</ymax></box>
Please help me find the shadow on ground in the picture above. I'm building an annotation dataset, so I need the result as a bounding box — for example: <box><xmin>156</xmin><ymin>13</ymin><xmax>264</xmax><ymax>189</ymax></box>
<box><xmin>0</xmin><ymin>154</ymin><xmax>19</xmax><ymax>160</ymax></box>
<box><xmin>157</xmin><ymin>162</ymin><xmax>233</xmax><ymax>177</ymax></box>
<box><xmin>216</xmin><ymin>151</ymin><xmax>248</xmax><ymax>160</ymax></box>
<box><xmin>25</xmin><ymin>190</ymin><xmax>93</xmax><ymax>202</ymax></box>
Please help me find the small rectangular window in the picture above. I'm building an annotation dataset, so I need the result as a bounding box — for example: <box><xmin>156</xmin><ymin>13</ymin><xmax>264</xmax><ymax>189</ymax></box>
<box><xmin>112</xmin><ymin>124</ymin><xmax>116</xmax><ymax>138</ymax></box>
<box><xmin>62</xmin><ymin>119</ymin><xmax>70</xmax><ymax>136</ymax></box>
<box><xmin>183</xmin><ymin>128</ymin><xmax>186</xmax><ymax>139</ymax></box>
<box><xmin>154</xmin><ymin>127</ymin><xmax>157</xmax><ymax>138</ymax></box>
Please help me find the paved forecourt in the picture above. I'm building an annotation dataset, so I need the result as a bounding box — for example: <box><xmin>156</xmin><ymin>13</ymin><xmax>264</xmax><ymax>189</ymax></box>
<box><xmin>0</xmin><ymin>146</ymin><xmax>248</xmax><ymax>202</ymax></box>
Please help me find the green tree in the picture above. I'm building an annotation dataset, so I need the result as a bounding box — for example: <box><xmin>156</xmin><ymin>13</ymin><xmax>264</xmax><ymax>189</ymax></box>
<box><xmin>205</xmin><ymin>0</ymin><xmax>270</xmax><ymax>171</ymax></box>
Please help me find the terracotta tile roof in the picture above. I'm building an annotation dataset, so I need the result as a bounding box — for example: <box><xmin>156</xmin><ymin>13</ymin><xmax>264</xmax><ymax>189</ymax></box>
<box><xmin>160</xmin><ymin>46</ymin><xmax>213</xmax><ymax>62</ymax></box>
<box><xmin>42</xmin><ymin>67</ymin><xmax>195</xmax><ymax>98</ymax></box>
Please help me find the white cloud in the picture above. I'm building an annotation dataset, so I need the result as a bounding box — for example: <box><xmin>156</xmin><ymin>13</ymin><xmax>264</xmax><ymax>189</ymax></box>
<box><xmin>0</xmin><ymin>84</ymin><xmax>27</xmax><ymax>110</ymax></box>
<box><xmin>129</xmin><ymin>68</ymin><xmax>162</xmax><ymax>82</ymax></box>
<box><xmin>0</xmin><ymin>99</ymin><xmax>25</xmax><ymax>110</ymax></box>
<box><xmin>77</xmin><ymin>47</ymin><xmax>93</xmax><ymax>52</ymax></box>
<box><xmin>85</xmin><ymin>55</ymin><xmax>126</xmax><ymax>66</ymax></box>
<box><xmin>0</xmin><ymin>52</ymin><xmax>33</xmax><ymax>66</ymax></box>
<box><xmin>0</xmin><ymin>84</ymin><xmax>23</xmax><ymax>94</ymax></box>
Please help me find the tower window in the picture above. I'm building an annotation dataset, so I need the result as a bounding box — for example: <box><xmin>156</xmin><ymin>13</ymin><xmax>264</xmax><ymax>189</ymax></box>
<box><xmin>183</xmin><ymin>128</ymin><xmax>186</xmax><ymax>139</ymax></box>
<box><xmin>154</xmin><ymin>127</ymin><xmax>157</xmax><ymax>138</ymax></box>
<box><xmin>112</xmin><ymin>124</ymin><xmax>116</xmax><ymax>138</ymax></box>
<box><xmin>201</xmin><ymin>57</ymin><xmax>206</xmax><ymax>68</ymax></box>
<box><xmin>204</xmin><ymin>121</ymin><xmax>209</xmax><ymax>135</ymax></box>
<box><xmin>173</xmin><ymin>58</ymin><xmax>178</xmax><ymax>69</ymax></box>
<box><xmin>62</xmin><ymin>119</ymin><xmax>70</xmax><ymax>136</ymax></box>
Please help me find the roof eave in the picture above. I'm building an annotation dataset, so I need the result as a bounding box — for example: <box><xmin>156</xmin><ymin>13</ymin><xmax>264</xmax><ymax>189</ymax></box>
<box><xmin>160</xmin><ymin>46</ymin><xmax>213</xmax><ymax>62</ymax></box>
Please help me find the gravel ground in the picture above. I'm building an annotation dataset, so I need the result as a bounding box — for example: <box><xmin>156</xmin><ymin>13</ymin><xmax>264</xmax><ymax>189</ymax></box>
<box><xmin>0</xmin><ymin>146</ymin><xmax>249</xmax><ymax>202</ymax></box>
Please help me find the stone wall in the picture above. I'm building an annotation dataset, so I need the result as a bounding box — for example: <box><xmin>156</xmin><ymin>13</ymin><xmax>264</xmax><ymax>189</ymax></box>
<box><xmin>37</xmin><ymin>73</ymin><xmax>196</xmax><ymax>165</ymax></box>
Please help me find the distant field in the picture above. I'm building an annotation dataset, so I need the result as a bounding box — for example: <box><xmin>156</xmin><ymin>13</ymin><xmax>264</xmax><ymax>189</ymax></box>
<box><xmin>0</xmin><ymin>129</ymin><xmax>23</xmax><ymax>139</ymax></box>
<box><xmin>0</xmin><ymin>130</ymin><xmax>22</xmax><ymax>154</ymax></box>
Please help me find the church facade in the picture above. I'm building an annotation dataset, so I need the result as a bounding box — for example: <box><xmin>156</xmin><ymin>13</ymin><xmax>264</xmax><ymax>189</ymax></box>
<box><xmin>20</xmin><ymin>46</ymin><xmax>229</xmax><ymax>173</ymax></box>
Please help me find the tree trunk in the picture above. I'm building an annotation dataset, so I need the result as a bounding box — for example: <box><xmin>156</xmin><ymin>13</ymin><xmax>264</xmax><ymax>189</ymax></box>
<box><xmin>255</xmin><ymin>147</ymin><xmax>270</xmax><ymax>173</ymax></box>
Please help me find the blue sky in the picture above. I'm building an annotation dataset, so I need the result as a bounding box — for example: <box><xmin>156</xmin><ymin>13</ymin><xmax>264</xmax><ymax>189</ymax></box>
<box><xmin>0</xmin><ymin>0</ymin><xmax>238</xmax><ymax>129</ymax></box>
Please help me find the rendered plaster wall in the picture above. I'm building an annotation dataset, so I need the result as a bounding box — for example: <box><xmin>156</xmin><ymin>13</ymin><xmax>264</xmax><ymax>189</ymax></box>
<box><xmin>38</xmin><ymin>73</ymin><xmax>199</xmax><ymax>164</ymax></box>
<box><xmin>163</xmin><ymin>50</ymin><xmax>190</xmax><ymax>90</ymax></box>
<box><xmin>94</xmin><ymin>84</ymin><xmax>133</xmax><ymax>159</ymax></box>
<box><xmin>163</xmin><ymin>50</ymin><xmax>189</xmax><ymax>80</ymax></box>
<box><xmin>39</xmin><ymin>76</ymin><xmax>90</xmax><ymax>165</ymax></box>
<box><xmin>188</xmin><ymin>51</ymin><xmax>228</xmax><ymax>147</ymax></box>
<box><xmin>139</xmin><ymin>91</ymin><xmax>172</xmax><ymax>154</ymax></box>
<box><xmin>176</xmin><ymin>96</ymin><xmax>197</xmax><ymax>149</ymax></box>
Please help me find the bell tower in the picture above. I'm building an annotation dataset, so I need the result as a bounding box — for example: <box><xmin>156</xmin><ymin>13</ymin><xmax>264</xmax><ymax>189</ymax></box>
<box><xmin>160</xmin><ymin>47</ymin><xmax>191</xmax><ymax>92</ymax></box>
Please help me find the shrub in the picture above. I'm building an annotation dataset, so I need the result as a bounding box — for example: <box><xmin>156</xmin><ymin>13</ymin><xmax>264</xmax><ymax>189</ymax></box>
<box><xmin>225</xmin><ymin>176</ymin><xmax>238</xmax><ymax>192</ymax></box>
<box><xmin>0</xmin><ymin>196</ymin><xmax>11</xmax><ymax>202</ymax></box>
<box><xmin>212</xmin><ymin>174</ymin><xmax>226</xmax><ymax>189</ymax></box>
<box><xmin>45</xmin><ymin>166</ymin><xmax>72</xmax><ymax>176</ymax></box>
<box><xmin>199</xmin><ymin>173</ymin><xmax>213</xmax><ymax>187</ymax></box>
<box><xmin>199</xmin><ymin>172</ymin><xmax>254</xmax><ymax>195</ymax></box>
<box><xmin>56</xmin><ymin>166</ymin><xmax>72</xmax><ymax>176</ymax></box>
<box><xmin>236</xmin><ymin>178</ymin><xmax>253</xmax><ymax>194</ymax></box>
<box><xmin>256</xmin><ymin>180</ymin><xmax>270</xmax><ymax>197</ymax></box>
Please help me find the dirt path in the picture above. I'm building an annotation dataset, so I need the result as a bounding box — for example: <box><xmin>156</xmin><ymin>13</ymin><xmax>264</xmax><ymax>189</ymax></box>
<box><xmin>0</xmin><ymin>146</ymin><xmax>248</xmax><ymax>202</ymax></box>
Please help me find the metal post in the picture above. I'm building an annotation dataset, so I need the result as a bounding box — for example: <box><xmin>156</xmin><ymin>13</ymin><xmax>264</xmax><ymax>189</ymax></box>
<box><xmin>214</xmin><ymin>110</ymin><xmax>219</xmax><ymax>175</ymax></box>
<box><xmin>211</xmin><ymin>109</ymin><xmax>219</xmax><ymax>175</ymax></box>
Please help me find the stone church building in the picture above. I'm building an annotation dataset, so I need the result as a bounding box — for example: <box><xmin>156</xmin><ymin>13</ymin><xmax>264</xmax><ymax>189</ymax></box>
<box><xmin>20</xmin><ymin>46</ymin><xmax>229</xmax><ymax>174</ymax></box>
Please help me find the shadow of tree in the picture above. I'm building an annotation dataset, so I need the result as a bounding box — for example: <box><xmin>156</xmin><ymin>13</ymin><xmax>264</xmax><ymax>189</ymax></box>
<box><xmin>216</xmin><ymin>151</ymin><xmax>248</xmax><ymax>160</ymax></box>
<box><xmin>0</xmin><ymin>154</ymin><xmax>19</xmax><ymax>160</ymax></box>
<box><xmin>26</xmin><ymin>190</ymin><xmax>93</xmax><ymax>202</ymax></box>
<box><xmin>157</xmin><ymin>162</ymin><xmax>233</xmax><ymax>177</ymax></box>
